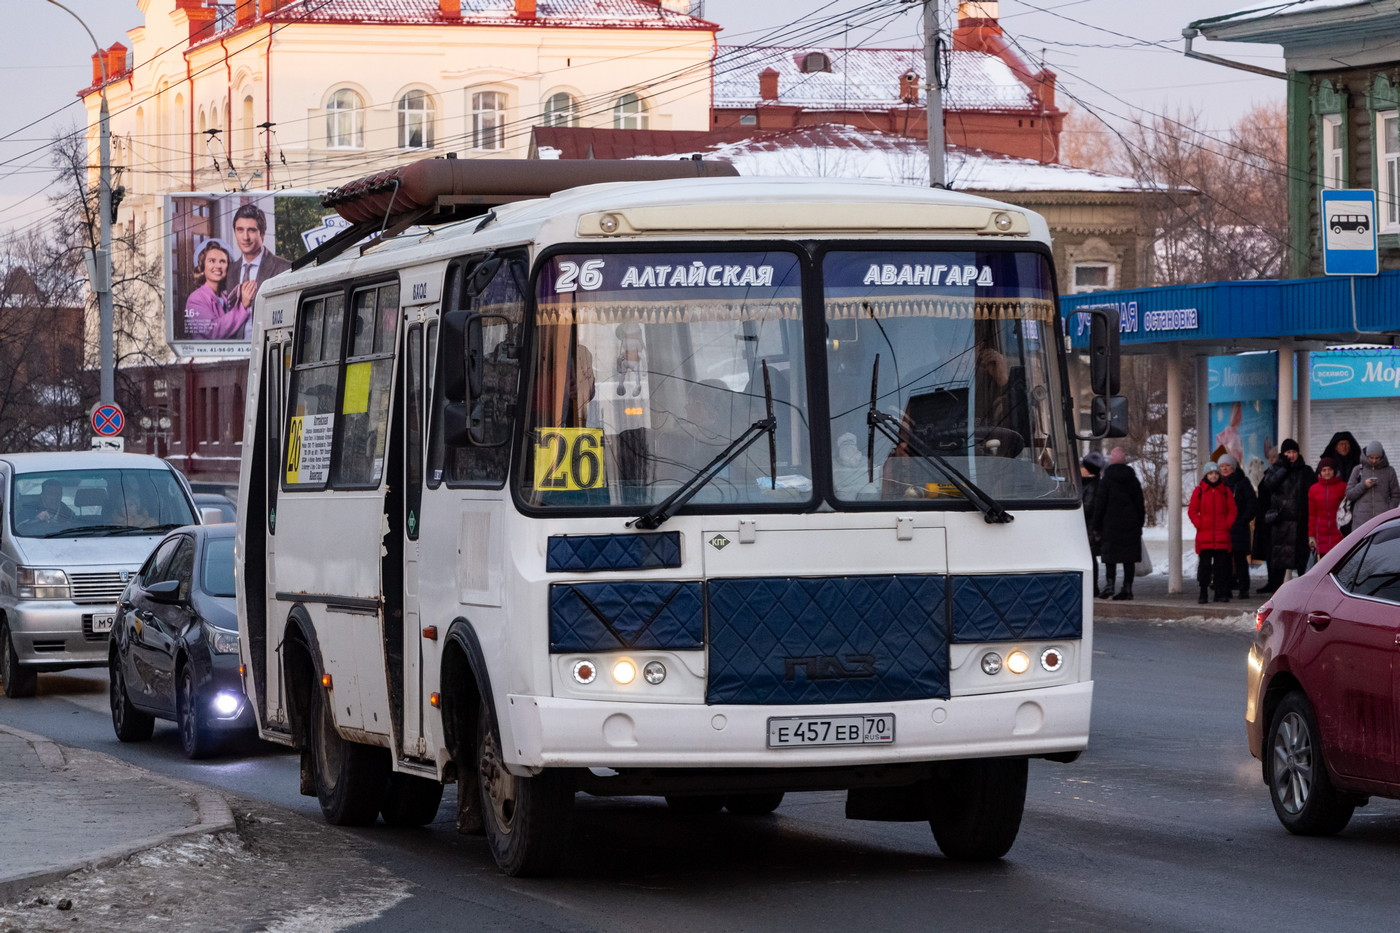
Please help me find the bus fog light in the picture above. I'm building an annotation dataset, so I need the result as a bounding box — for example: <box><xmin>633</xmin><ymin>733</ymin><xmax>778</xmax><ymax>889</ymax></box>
<box><xmin>572</xmin><ymin>660</ymin><xmax>597</xmax><ymax>684</ymax></box>
<box><xmin>643</xmin><ymin>661</ymin><xmax>666</xmax><ymax>685</ymax></box>
<box><xmin>1006</xmin><ymin>650</ymin><xmax>1031</xmax><ymax>675</ymax></box>
<box><xmin>1040</xmin><ymin>647</ymin><xmax>1064</xmax><ymax>672</ymax></box>
<box><xmin>980</xmin><ymin>652</ymin><xmax>1003</xmax><ymax>675</ymax></box>
<box><xmin>612</xmin><ymin>659</ymin><xmax>637</xmax><ymax>685</ymax></box>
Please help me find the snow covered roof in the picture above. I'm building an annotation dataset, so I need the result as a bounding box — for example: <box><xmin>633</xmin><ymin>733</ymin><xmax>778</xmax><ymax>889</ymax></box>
<box><xmin>532</xmin><ymin>124</ymin><xmax>1149</xmax><ymax>194</ymax></box>
<box><xmin>265</xmin><ymin>0</ymin><xmax>712</xmax><ymax>28</ymax></box>
<box><xmin>1196</xmin><ymin>0</ymin><xmax>1370</xmax><ymax>28</ymax></box>
<box><xmin>714</xmin><ymin>45</ymin><xmax>1038</xmax><ymax>113</ymax></box>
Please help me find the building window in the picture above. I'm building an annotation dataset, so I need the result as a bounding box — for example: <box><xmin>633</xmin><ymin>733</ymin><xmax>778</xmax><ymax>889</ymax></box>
<box><xmin>739</xmin><ymin>114</ymin><xmax>757</xmax><ymax>126</ymax></box>
<box><xmin>800</xmin><ymin>51</ymin><xmax>832</xmax><ymax>74</ymax></box>
<box><xmin>326</xmin><ymin>88</ymin><xmax>364</xmax><ymax>149</ymax></box>
<box><xmin>398</xmin><ymin>90</ymin><xmax>434</xmax><ymax>149</ymax></box>
<box><xmin>471</xmin><ymin>91</ymin><xmax>507</xmax><ymax>151</ymax></box>
<box><xmin>1322</xmin><ymin>113</ymin><xmax>1344</xmax><ymax>189</ymax></box>
<box><xmin>542</xmin><ymin>92</ymin><xmax>578</xmax><ymax>127</ymax></box>
<box><xmin>1379</xmin><ymin>110</ymin><xmax>1400</xmax><ymax>230</ymax></box>
<box><xmin>1072</xmin><ymin>263</ymin><xmax>1114</xmax><ymax>294</ymax></box>
<box><xmin>613</xmin><ymin>93</ymin><xmax>649</xmax><ymax>130</ymax></box>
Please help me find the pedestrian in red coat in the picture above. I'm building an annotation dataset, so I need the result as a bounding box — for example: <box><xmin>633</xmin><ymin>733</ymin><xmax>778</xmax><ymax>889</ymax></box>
<box><xmin>1189</xmin><ymin>462</ymin><xmax>1238</xmax><ymax>603</ymax></box>
<box><xmin>1308</xmin><ymin>457</ymin><xmax>1347</xmax><ymax>559</ymax></box>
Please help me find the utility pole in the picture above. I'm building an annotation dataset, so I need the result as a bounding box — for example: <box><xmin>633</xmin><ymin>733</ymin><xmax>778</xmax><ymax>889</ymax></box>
<box><xmin>46</xmin><ymin>0</ymin><xmax>115</xmax><ymax>405</ymax></box>
<box><xmin>924</xmin><ymin>0</ymin><xmax>945</xmax><ymax>188</ymax></box>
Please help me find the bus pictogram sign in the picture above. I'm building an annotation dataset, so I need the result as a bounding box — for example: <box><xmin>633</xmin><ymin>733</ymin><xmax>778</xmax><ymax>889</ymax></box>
<box><xmin>91</xmin><ymin>403</ymin><xmax>125</xmax><ymax>437</ymax></box>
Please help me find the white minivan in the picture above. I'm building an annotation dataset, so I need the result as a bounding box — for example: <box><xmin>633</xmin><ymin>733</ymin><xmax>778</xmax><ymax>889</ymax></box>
<box><xmin>0</xmin><ymin>452</ymin><xmax>200</xmax><ymax>697</ymax></box>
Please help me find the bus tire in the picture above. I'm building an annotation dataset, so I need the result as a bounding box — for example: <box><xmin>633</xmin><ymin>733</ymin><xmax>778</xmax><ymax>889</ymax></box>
<box><xmin>1</xmin><ymin>620</ymin><xmax>37</xmax><ymax>699</ymax></box>
<box><xmin>927</xmin><ymin>757</ymin><xmax>1027</xmax><ymax>861</ymax></box>
<box><xmin>109</xmin><ymin>650</ymin><xmax>154</xmax><ymax>742</ymax></box>
<box><xmin>310</xmin><ymin>684</ymin><xmax>390</xmax><ymax>826</ymax></box>
<box><xmin>380</xmin><ymin>772</ymin><xmax>445</xmax><ymax>827</ymax></box>
<box><xmin>1266</xmin><ymin>691</ymin><xmax>1355</xmax><ymax>836</ymax></box>
<box><xmin>477</xmin><ymin>706</ymin><xmax>573</xmax><ymax>877</ymax></box>
<box><xmin>725</xmin><ymin>792</ymin><xmax>784</xmax><ymax>816</ymax></box>
<box><xmin>665</xmin><ymin>795</ymin><xmax>727</xmax><ymax>815</ymax></box>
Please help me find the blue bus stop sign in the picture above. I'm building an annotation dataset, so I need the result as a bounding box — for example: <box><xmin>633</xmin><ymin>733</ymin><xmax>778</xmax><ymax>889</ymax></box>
<box><xmin>1321</xmin><ymin>189</ymin><xmax>1379</xmax><ymax>276</ymax></box>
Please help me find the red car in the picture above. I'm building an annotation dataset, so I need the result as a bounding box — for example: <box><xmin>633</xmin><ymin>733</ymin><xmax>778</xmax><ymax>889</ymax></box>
<box><xmin>1247</xmin><ymin>506</ymin><xmax>1400</xmax><ymax>835</ymax></box>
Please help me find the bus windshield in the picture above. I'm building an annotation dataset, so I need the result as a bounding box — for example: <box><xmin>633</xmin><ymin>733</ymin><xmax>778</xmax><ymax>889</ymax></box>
<box><xmin>521</xmin><ymin>245</ymin><xmax>1076</xmax><ymax>511</ymax></box>
<box><xmin>825</xmin><ymin>249</ymin><xmax>1076</xmax><ymax>504</ymax></box>
<box><xmin>524</xmin><ymin>250</ymin><xmax>810</xmax><ymax>509</ymax></box>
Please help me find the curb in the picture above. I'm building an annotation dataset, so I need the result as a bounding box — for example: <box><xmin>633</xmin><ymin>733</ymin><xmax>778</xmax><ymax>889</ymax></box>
<box><xmin>0</xmin><ymin>724</ymin><xmax>237</xmax><ymax>905</ymax></box>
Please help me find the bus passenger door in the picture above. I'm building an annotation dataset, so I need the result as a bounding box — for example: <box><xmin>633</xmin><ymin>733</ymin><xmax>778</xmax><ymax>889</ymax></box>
<box><xmin>397</xmin><ymin>319</ymin><xmax>432</xmax><ymax>760</ymax></box>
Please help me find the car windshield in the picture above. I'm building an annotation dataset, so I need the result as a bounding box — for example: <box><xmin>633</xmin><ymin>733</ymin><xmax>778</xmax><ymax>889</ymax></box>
<box><xmin>201</xmin><ymin>536</ymin><xmax>236</xmax><ymax>597</ymax></box>
<box><xmin>9</xmin><ymin>468</ymin><xmax>197</xmax><ymax>538</ymax></box>
<box><xmin>824</xmin><ymin>249</ymin><xmax>1077</xmax><ymax>504</ymax></box>
<box><xmin>522</xmin><ymin>250</ymin><xmax>810</xmax><ymax>509</ymax></box>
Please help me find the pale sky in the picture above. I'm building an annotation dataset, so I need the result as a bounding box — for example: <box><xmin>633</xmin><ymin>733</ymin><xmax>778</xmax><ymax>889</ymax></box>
<box><xmin>1</xmin><ymin>0</ymin><xmax>1285</xmax><ymax>234</ymax></box>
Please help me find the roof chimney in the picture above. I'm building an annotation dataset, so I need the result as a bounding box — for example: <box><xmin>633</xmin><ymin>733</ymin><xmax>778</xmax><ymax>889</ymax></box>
<box><xmin>105</xmin><ymin>44</ymin><xmax>128</xmax><ymax>79</ymax></box>
<box><xmin>90</xmin><ymin>51</ymin><xmax>103</xmax><ymax>86</ymax></box>
<box><xmin>515</xmin><ymin>0</ymin><xmax>537</xmax><ymax>18</ymax></box>
<box><xmin>439</xmin><ymin>0</ymin><xmax>461</xmax><ymax>16</ymax></box>
<box><xmin>759</xmin><ymin>67</ymin><xmax>779</xmax><ymax>102</ymax></box>
<box><xmin>954</xmin><ymin>1</ymin><xmax>1001</xmax><ymax>52</ymax></box>
<box><xmin>899</xmin><ymin>70</ymin><xmax>920</xmax><ymax>105</ymax></box>
<box><xmin>657</xmin><ymin>0</ymin><xmax>692</xmax><ymax>12</ymax></box>
<box><xmin>235</xmin><ymin>0</ymin><xmax>255</xmax><ymax>26</ymax></box>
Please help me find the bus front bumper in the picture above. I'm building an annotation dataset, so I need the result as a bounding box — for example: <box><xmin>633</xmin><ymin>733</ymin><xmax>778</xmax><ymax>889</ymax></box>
<box><xmin>502</xmin><ymin>681</ymin><xmax>1092</xmax><ymax>772</ymax></box>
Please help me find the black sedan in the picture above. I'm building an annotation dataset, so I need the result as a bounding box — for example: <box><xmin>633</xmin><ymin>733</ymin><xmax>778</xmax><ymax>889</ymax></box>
<box><xmin>108</xmin><ymin>523</ymin><xmax>252</xmax><ymax>758</ymax></box>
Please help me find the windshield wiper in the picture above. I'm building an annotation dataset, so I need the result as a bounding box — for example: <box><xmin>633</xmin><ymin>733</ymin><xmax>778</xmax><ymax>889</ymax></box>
<box><xmin>44</xmin><ymin>524</ymin><xmax>128</xmax><ymax>538</ymax></box>
<box><xmin>865</xmin><ymin>354</ymin><xmax>1013</xmax><ymax>524</ymax></box>
<box><xmin>629</xmin><ymin>361</ymin><xmax>779</xmax><ymax>531</ymax></box>
<box><xmin>111</xmin><ymin>523</ymin><xmax>185</xmax><ymax>536</ymax></box>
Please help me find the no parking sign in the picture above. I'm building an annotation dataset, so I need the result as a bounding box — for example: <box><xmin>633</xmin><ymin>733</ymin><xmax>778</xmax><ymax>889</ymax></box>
<box><xmin>91</xmin><ymin>402</ymin><xmax>125</xmax><ymax>438</ymax></box>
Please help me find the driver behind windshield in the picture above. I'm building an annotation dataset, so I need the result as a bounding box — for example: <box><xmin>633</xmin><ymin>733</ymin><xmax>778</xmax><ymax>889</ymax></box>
<box><xmin>34</xmin><ymin>479</ymin><xmax>75</xmax><ymax>525</ymax></box>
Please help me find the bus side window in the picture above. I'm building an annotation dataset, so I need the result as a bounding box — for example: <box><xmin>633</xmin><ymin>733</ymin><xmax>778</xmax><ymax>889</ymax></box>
<box><xmin>332</xmin><ymin>283</ymin><xmax>399</xmax><ymax>488</ymax></box>
<box><xmin>443</xmin><ymin>255</ymin><xmax>525</xmax><ymax>487</ymax></box>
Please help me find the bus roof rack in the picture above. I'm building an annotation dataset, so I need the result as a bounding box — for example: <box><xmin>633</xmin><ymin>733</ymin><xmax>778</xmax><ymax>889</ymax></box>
<box><xmin>297</xmin><ymin>156</ymin><xmax>740</xmax><ymax>270</ymax></box>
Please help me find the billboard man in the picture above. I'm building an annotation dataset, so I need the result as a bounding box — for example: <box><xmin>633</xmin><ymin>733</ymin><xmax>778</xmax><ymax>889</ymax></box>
<box><xmin>229</xmin><ymin>203</ymin><xmax>292</xmax><ymax>335</ymax></box>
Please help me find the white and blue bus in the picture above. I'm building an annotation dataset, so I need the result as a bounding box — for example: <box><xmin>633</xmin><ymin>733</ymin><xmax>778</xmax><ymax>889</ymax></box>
<box><xmin>235</xmin><ymin>158</ymin><xmax>1124</xmax><ymax>876</ymax></box>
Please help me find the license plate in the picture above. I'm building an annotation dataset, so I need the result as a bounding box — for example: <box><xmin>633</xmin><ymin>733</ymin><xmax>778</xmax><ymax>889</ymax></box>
<box><xmin>89</xmin><ymin>614</ymin><xmax>115</xmax><ymax>635</ymax></box>
<box><xmin>767</xmin><ymin>714</ymin><xmax>894</xmax><ymax>749</ymax></box>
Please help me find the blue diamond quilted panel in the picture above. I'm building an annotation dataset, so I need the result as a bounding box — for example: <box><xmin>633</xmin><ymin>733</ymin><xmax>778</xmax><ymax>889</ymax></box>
<box><xmin>550</xmin><ymin>581</ymin><xmax>703</xmax><ymax>653</ymax></box>
<box><xmin>546</xmin><ymin>533</ymin><xmax>682</xmax><ymax>573</ymax></box>
<box><xmin>949</xmin><ymin>572</ymin><xmax>1083</xmax><ymax>643</ymax></box>
<box><xmin>707</xmin><ymin>575</ymin><xmax>948</xmax><ymax>705</ymax></box>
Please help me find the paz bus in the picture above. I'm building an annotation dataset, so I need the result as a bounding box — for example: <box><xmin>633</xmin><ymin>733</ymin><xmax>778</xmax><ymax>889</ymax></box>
<box><xmin>234</xmin><ymin>157</ymin><xmax>1124</xmax><ymax>877</ymax></box>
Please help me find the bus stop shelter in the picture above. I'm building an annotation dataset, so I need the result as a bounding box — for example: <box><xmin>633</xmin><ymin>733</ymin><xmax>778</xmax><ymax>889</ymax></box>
<box><xmin>1062</xmin><ymin>271</ymin><xmax>1400</xmax><ymax>593</ymax></box>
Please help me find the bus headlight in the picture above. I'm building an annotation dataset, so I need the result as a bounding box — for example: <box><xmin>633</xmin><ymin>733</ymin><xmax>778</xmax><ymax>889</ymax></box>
<box><xmin>980</xmin><ymin>652</ymin><xmax>1003</xmax><ymax>675</ymax></box>
<box><xmin>1005</xmin><ymin>650</ymin><xmax>1031</xmax><ymax>675</ymax></box>
<box><xmin>612</xmin><ymin>659</ymin><xmax>637</xmax><ymax>685</ymax></box>
<box><xmin>17</xmin><ymin>568</ymin><xmax>70</xmax><ymax>600</ymax></box>
<box><xmin>643</xmin><ymin>661</ymin><xmax>667</xmax><ymax>685</ymax></box>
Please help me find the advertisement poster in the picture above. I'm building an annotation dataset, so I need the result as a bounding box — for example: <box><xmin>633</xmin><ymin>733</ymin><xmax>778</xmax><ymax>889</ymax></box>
<box><xmin>165</xmin><ymin>192</ymin><xmax>352</xmax><ymax>358</ymax></box>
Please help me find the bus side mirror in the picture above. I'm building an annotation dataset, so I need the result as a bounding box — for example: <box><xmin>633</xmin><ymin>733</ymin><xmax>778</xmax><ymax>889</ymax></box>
<box><xmin>1088</xmin><ymin>309</ymin><xmax>1120</xmax><ymax>396</ymax></box>
<box><xmin>1091</xmin><ymin>395</ymin><xmax>1129</xmax><ymax>438</ymax></box>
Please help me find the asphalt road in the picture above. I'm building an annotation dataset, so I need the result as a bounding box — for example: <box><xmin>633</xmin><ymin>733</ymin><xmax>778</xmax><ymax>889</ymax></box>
<box><xmin>5</xmin><ymin>620</ymin><xmax>1400</xmax><ymax>933</ymax></box>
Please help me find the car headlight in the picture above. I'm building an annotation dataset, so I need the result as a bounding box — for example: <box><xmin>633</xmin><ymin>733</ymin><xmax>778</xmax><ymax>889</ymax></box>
<box><xmin>207</xmin><ymin>626</ymin><xmax>240</xmax><ymax>655</ymax></box>
<box><xmin>17</xmin><ymin>568</ymin><xmax>71</xmax><ymax>600</ymax></box>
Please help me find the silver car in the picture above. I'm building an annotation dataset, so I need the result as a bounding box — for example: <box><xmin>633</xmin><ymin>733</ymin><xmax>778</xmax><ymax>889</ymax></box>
<box><xmin>0</xmin><ymin>452</ymin><xmax>200</xmax><ymax>697</ymax></box>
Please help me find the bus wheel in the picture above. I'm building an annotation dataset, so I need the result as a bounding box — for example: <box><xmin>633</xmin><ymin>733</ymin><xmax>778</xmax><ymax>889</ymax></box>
<box><xmin>310</xmin><ymin>684</ymin><xmax>389</xmax><ymax>826</ymax></box>
<box><xmin>927</xmin><ymin>757</ymin><xmax>1027</xmax><ymax>861</ymax></box>
<box><xmin>665</xmin><ymin>795</ymin><xmax>727</xmax><ymax>815</ymax></box>
<box><xmin>476</xmin><ymin>706</ymin><xmax>573</xmax><ymax>877</ymax></box>
<box><xmin>380</xmin><ymin>772</ymin><xmax>445</xmax><ymax>827</ymax></box>
<box><xmin>725</xmin><ymin>792</ymin><xmax>785</xmax><ymax>816</ymax></box>
<box><xmin>1</xmin><ymin>621</ymin><xmax>37</xmax><ymax>699</ymax></box>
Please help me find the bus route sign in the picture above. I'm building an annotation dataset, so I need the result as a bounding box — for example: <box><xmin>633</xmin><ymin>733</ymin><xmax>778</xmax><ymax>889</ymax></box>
<box><xmin>1321</xmin><ymin>189</ymin><xmax>1379</xmax><ymax>276</ymax></box>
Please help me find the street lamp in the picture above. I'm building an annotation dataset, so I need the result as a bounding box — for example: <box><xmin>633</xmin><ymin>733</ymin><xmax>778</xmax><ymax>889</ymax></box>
<box><xmin>45</xmin><ymin>0</ymin><xmax>116</xmax><ymax>406</ymax></box>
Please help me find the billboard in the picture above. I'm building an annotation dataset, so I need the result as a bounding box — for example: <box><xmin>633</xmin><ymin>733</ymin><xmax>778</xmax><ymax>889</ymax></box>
<box><xmin>165</xmin><ymin>192</ymin><xmax>352</xmax><ymax>358</ymax></box>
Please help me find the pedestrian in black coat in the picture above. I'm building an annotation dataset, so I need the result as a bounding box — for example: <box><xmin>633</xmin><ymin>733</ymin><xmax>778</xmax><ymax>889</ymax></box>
<box><xmin>1081</xmin><ymin>452</ymin><xmax>1107</xmax><ymax>593</ymax></box>
<box><xmin>1218</xmin><ymin>453</ymin><xmax>1257</xmax><ymax>599</ymax></box>
<box><xmin>1091</xmin><ymin>446</ymin><xmax>1146</xmax><ymax>600</ymax></box>
<box><xmin>1256</xmin><ymin>438</ymin><xmax>1316</xmax><ymax>593</ymax></box>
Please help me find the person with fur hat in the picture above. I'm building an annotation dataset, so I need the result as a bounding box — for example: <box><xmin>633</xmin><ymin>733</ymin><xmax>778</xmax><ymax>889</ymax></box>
<box><xmin>1080</xmin><ymin>451</ymin><xmax>1107</xmax><ymax>593</ymax></box>
<box><xmin>1307</xmin><ymin>457</ymin><xmax>1347</xmax><ymax>559</ymax></box>
<box><xmin>1256</xmin><ymin>438</ymin><xmax>1316</xmax><ymax>594</ymax></box>
<box><xmin>1345</xmin><ymin>440</ymin><xmax>1400</xmax><ymax>527</ymax></box>
<box><xmin>1091</xmin><ymin>446</ymin><xmax>1146</xmax><ymax>600</ymax></box>
<box><xmin>1217</xmin><ymin>454</ymin><xmax>1257</xmax><ymax>598</ymax></box>
<box><xmin>1189</xmin><ymin>462</ymin><xmax>1237</xmax><ymax>603</ymax></box>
